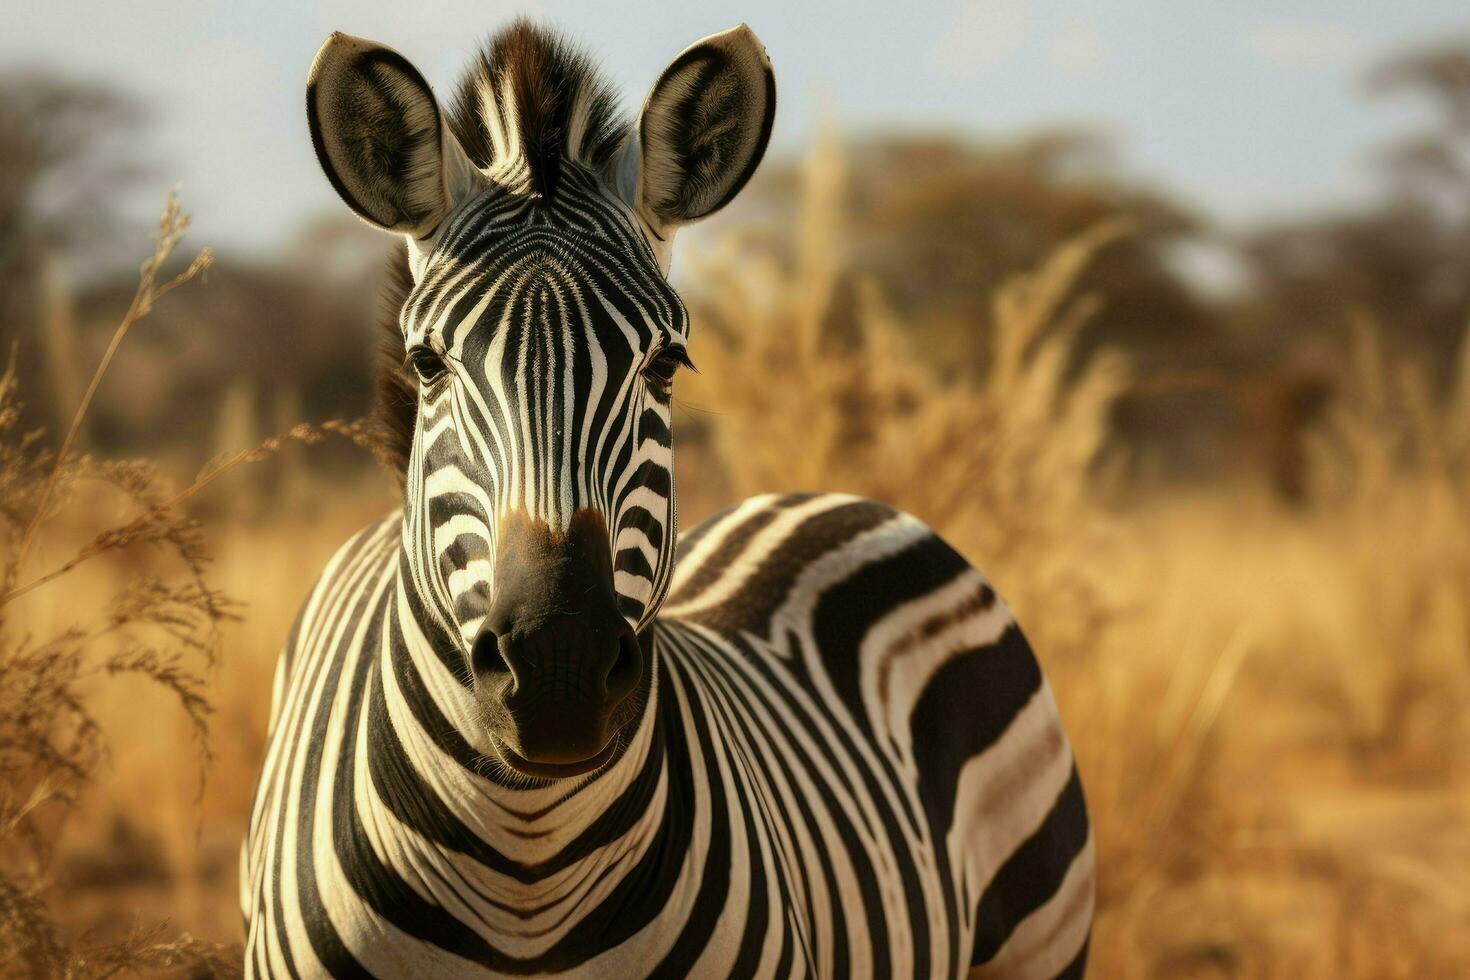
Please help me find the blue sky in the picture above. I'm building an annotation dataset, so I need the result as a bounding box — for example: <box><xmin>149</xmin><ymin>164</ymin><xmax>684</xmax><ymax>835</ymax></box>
<box><xmin>5</xmin><ymin>0</ymin><xmax>1466</xmax><ymax>258</ymax></box>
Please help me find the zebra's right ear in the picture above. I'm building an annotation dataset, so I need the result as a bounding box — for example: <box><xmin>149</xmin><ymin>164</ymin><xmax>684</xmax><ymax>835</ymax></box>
<box><xmin>307</xmin><ymin>33</ymin><xmax>477</xmax><ymax>243</ymax></box>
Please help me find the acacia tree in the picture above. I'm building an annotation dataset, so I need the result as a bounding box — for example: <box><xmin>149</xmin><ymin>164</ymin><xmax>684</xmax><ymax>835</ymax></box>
<box><xmin>1243</xmin><ymin>40</ymin><xmax>1470</xmax><ymax>390</ymax></box>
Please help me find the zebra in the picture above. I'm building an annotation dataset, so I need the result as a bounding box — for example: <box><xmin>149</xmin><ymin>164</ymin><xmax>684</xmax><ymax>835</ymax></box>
<box><xmin>241</xmin><ymin>19</ymin><xmax>1094</xmax><ymax>979</ymax></box>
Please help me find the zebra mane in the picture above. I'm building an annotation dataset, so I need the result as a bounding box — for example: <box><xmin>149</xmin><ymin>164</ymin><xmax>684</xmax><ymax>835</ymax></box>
<box><xmin>374</xmin><ymin>246</ymin><xmax>415</xmax><ymax>479</ymax></box>
<box><xmin>447</xmin><ymin>19</ymin><xmax>629</xmax><ymax>198</ymax></box>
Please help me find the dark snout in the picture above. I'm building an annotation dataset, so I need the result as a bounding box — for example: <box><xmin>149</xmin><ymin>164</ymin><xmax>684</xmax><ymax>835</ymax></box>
<box><xmin>470</xmin><ymin>509</ymin><xmax>642</xmax><ymax>777</ymax></box>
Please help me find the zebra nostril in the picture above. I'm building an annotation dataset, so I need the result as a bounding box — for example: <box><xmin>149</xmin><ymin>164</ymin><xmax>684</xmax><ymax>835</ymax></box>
<box><xmin>470</xmin><ymin>627</ymin><xmax>511</xmax><ymax>684</ymax></box>
<box><xmin>602</xmin><ymin>628</ymin><xmax>641</xmax><ymax>703</ymax></box>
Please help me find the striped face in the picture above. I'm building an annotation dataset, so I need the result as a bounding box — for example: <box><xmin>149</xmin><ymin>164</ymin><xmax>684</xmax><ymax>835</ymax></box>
<box><xmin>398</xmin><ymin>166</ymin><xmax>688</xmax><ymax>664</ymax></box>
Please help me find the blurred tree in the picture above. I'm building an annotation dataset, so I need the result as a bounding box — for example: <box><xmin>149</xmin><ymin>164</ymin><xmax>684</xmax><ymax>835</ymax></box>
<box><xmin>1370</xmin><ymin>41</ymin><xmax>1470</xmax><ymax>218</ymax></box>
<box><xmin>0</xmin><ymin>70</ymin><xmax>389</xmax><ymax>466</ymax></box>
<box><xmin>0</xmin><ymin>72</ymin><xmax>151</xmax><ymax>432</ymax></box>
<box><xmin>0</xmin><ymin>73</ymin><xmax>150</xmax><ymax>314</ymax></box>
<box><xmin>726</xmin><ymin>130</ymin><xmax>1225</xmax><ymax>379</ymax></box>
<box><xmin>69</xmin><ymin>215</ymin><xmax>390</xmax><ymax>461</ymax></box>
<box><xmin>1242</xmin><ymin>39</ymin><xmax>1470</xmax><ymax>392</ymax></box>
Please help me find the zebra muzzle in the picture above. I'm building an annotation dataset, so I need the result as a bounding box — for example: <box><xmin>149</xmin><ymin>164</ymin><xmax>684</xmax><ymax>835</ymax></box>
<box><xmin>468</xmin><ymin>509</ymin><xmax>643</xmax><ymax>776</ymax></box>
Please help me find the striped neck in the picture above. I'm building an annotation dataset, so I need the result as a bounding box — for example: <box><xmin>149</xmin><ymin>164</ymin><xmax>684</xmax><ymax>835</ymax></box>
<box><xmin>381</xmin><ymin>543</ymin><xmax>667</xmax><ymax>908</ymax></box>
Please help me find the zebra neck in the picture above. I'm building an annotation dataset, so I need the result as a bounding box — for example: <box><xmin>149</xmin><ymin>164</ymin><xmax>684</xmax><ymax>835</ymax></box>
<box><xmin>381</xmin><ymin>555</ymin><xmax>668</xmax><ymax>895</ymax></box>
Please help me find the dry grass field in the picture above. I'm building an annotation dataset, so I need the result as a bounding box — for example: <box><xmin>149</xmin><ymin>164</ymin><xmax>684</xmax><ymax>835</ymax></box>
<box><xmin>3</xmin><ymin>151</ymin><xmax>1469</xmax><ymax>977</ymax></box>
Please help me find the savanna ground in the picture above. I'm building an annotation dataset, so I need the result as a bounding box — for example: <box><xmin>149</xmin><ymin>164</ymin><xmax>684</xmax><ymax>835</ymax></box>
<box><xmin>3</xmin><ymin>141</ymin><xmax>1469</xmax><ymax>978</ymax></box>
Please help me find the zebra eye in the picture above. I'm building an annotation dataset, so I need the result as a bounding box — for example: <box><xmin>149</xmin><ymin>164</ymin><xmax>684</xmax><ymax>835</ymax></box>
<box><xmin>407</xmin><ymin>345</ymin><xmax>449</xmax><ymax>385</ymax></box>
<box><xmin>643</xmin><ymin>347</ymin><xmax>694</xmax><ymax>389</ymax></box>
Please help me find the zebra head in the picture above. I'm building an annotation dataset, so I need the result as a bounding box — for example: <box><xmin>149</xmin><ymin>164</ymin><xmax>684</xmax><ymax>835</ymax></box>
<box><xmin>305</xmin><ymin>22</ymin><xmax>775</xmax><ymax>777</ymax></box>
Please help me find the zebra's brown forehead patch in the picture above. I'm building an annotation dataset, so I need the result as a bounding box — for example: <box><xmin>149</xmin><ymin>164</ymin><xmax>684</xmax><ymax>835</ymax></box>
<box><xmin>489</xmin><ymin>508</ymin><xmax>615</xmax><ymax>624</ymax></box>
<box><xmin>496</xmin><ymin>507</ymin><xmax>610</xmax><ymax>551</ymax></box>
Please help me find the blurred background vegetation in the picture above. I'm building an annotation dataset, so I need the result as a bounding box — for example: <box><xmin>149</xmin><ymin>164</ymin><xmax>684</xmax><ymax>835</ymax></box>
<box><xmin>7</xmin><ymin>33</ymin><xmax>1470</xmax><ymax>500</ymax></box>
<box><xmin>1</xmin><ymin>11</ymin><xmax>1469</xmax><ymax>979</ymax></box>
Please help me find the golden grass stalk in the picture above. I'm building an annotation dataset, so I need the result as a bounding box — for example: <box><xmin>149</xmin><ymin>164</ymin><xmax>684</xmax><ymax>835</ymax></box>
<box><xmin>8</xmin><ymin>191</ymin><xmax>212</xmax><ymax>595</ymax></box>
<box><xmin>2</xmin><ymin>418</ymin><xmax>377</xmax><ymax>607</ymax></box>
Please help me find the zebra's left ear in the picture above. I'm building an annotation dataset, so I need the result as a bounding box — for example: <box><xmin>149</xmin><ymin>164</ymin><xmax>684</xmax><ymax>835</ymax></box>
<box><xmin>621</xmin><ymin>25</ymin><xmax>775</xmax><ymax>264</ymax></box>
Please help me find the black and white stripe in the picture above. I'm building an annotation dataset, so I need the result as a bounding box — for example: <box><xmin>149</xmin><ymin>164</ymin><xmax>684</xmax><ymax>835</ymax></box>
<box><xmin>244</xmin><ymin>20</ymin><xmax>1093</xmax><ymax>978</ymax></box>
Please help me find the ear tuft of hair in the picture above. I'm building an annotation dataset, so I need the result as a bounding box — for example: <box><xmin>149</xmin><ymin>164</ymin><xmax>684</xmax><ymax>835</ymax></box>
<box><xmin>448</xmin><ymin>18</ymin><xmax>628</xmax><ymax>198</ymax></box>
<box><xmin>373</xmin><ymin>246</ymin><xmax>417</xmax><ymax>478</ymax></box>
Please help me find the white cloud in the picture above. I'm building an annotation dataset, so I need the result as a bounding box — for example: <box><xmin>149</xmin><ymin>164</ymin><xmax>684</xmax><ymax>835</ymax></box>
<box><xmin>1051</xmin><ymin>18</ymin><xmax>1109</xmax><ymax>78</ymax></box>
<box><xmin>937</xmin><ymin>0</ymin><xmax>1032</xmax><ymax>76</ymax></box>
<box><xmin>1248</xmin><ymin>23</ymin><xmax>1369</xmax><ymax>71</ymax></box>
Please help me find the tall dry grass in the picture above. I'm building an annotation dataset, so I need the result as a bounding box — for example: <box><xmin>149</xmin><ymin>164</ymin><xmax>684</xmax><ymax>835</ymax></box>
<box><xmin>679</xmin><ymin>134</ymin><xmax>1470</xmax><ymax>975</ymax></box>
<box><xmin>0</xmin><ymin>195</ymin><xmax>236</xmax><ymax>978</ymax></box>
<box><xmin>5</xmin><ymin>141</ymin><xmax>1467</xmax><ymax>978</ymax></box>
<box><xmin>680</xmin><ymin>126</ymin><xmax>1127</xmax><ymax>662</ymax></box>
<box><xmin>1297</xmin><ymin>313</ymin><xmax>1470</xmax><ymax>764</ymax></box>
<box><xmin>0</xmin><ymin>196</ymin><xmax>376</xmax><ymax>978</ymax></box>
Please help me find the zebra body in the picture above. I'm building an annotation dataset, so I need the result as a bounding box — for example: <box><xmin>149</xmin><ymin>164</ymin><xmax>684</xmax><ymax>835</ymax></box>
<box><xmin>244</xmin><ymin>495</ymin><xmax>1091</xmax><ymax>977</ymax></box>
<box><xmin>243</xmin><ymin>20</ymin><xmax>1093</xmax><ymax>978</ymax></box>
